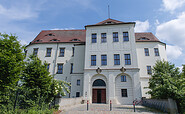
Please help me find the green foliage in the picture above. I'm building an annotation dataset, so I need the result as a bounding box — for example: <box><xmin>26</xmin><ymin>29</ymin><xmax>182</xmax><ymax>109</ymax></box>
<box><xmin>0</xmin><ymin>33</ymin><xmax>24</xmax><ymax>105</ymax></box>
<box><xmin>148</xmin><ymin>60</ymin><xmax>185</xmax><ymax>113</ymax></box>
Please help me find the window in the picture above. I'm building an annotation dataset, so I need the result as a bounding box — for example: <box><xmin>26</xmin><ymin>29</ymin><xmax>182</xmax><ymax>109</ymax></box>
<box><xmin>57</xmin><ymin>64</ymin><xmax>63</xmax><ymax>74</ymax></box>
<box><xmin>113</xmin><ymin>32</ymin><xmax>119</xmax><ymax>42</ymax></box>
<box><xmin>101</xmin><ymin>33</ymin><xmax>106</xmax><ymax>43</ymax></box>
<box><xmin>76</xmin><ymin>92</ymin><xmax>80</xmax><ymax>97</ymax></box>
<box><xmin>121</xmin><ymin>89</ymin><xmax>128</xmax><ymax>97</ymax></box>
<box><xmin>46</xmin><ymin>48</ymin><xmax>52</xmax><ymax>57</ymax></box>
<box><xmin>114</xmin><ymin>54</ymin><xmax>120</xmax><ymax>65</ymax></box>
<box><xmin>125</xmin><ymin>54</ymin><xmax>131</xmax><ymax>65</ymax></box>
<box><xmin>33</xmin><ymin>48</ymin><xmax>38</xmax><ymax>56</ymax></box>
<box><xmin>144</xmin><ymin>48</ymin><xmax>149</xmax><ymax>56</ymax></box>
<box><xmin>154</xmin><ymin>48</ymin><xmax>159</xmax><ymax>56</ymax></box>
<box><xmin>91</xmin><ymin>55</ymin><xmax>96</xmax><ymax>66</ymax></box>
<box><xmin>101</xmin><ymin>55</ymin><xmax>107</xmax><ymax>65</ymax></box>
<box><xmin>92</xmin><ymin>33</ymin><xmax>97</xmax><ymax>43</ymax></box>
<box><xmin>59</xmin><ymin>48</ymin><xmax>65</xmax><ymax>57</ymax></box>
<box><xmin>71</xmin><ymin>63</ymin><xmax>73</xmax><ymax>74</ymax></box>
<box><xmin>72</xmin><ymin>47</ymin><xmax>75</xmax><ymax>57</ymax></box>
<box><xmin>121</xmin><ymin>76</ymin><xmax>126</xmax><ymax>82</ymax></box>
<box><xmin>77</xmin><ymin>79</ymin><xmax>80</xmax><ymax>86</ymax></box>
<box><xmin>147</xmin><ymin>66</ymin><xmax>152</xmax><ymax>75</ymax></box>
<box><xmin>47</xmin><ymin>64</ymin><xmax>50</xmax><ymax>72</ymax></box>
<box><xmin>123</xmin><ymin>32</ymin><xmax>129</xmax><ymax>41</ymax></box>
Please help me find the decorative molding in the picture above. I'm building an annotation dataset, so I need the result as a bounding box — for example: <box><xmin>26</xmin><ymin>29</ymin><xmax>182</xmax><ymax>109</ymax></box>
<box><xmin>96</xmin><ymin>67</ymin><xmax>102</xmax><ymax>74</ymax></box>
<box><xmin>120</xmin><ymin>67</ymin><xmax>126</xmax><ymax>73</ymax></box>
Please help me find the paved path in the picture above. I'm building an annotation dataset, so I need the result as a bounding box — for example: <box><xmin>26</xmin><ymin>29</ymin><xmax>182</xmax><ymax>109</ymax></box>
<box><xmin>60</xmin><ymin>104</ymin><xmax>164</xmax><ymax>114</ymax></box>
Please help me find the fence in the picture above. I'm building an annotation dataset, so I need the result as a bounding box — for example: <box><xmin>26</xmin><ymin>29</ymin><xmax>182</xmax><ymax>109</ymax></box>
<box><xmin>142</xmin><ymin>98</ymin><xmax>178</xmax><ymax>113</ymax></box>
<box><xmin>55</xmin><ymin>97</ymin><xmax>83</xmax><ymax>110</ymax></box>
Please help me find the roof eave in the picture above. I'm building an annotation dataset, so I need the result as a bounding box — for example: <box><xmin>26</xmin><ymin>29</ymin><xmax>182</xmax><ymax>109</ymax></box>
<box><xmin>85</xmin><ymin>22</ymin><xmax>136</xmax><ymax>28</ymax></box>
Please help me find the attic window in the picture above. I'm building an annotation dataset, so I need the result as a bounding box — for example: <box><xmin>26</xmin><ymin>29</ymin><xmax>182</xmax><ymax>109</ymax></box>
<box><xmin>106</xmin><ymin>21</ymin><xmax>113</xmax><ymax>24</ymax></box>
<box><xmin>138</xmin><ymin>37</ymin><xmax>150</xmax><ymax>40</ymax></box>
<box><xmin>46</xmin><ymin>33</ymin><xmax>55</xmax><ymax>36</ymax></box>
<box><xmin>71</xmin><ymin>39</ymin><xmax>80</xmax><ymax>41</ymax></box>
<box><xmin>35</xmin><ymin>40</ymin><xmax>41</xmax><ymax>42</ymax></box>
<box><xmin>50</xmin><ymin>39</ymin><xmax>59</xmax><ymax>41</ymax></box>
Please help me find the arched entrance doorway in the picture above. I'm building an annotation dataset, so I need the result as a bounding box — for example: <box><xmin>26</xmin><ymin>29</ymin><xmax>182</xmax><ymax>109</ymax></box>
<box><xmin>92</xmin><ymin>79</ymin><xmax>106</xmax><ymax>103</ymax></box>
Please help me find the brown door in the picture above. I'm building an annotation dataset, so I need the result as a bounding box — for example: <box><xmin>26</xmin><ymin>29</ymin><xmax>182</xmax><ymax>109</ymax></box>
<box><xmin>101</xmin><ymin>89</ymin><xmax>106</xmax><ymax>103</ymax></box>
<box><xmin>92</xmin><ymin>89</ymin><xmax>97</xmax><ymax>103</ymax></box>
<box><xmin>92</xmin><ymin>89</ymin><xmax>106</xmax><ymax>103</ymax></box>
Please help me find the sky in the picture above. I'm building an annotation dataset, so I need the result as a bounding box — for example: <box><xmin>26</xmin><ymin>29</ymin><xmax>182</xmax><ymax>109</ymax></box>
<box><xmin>0</xmin><ymin>0</ymin><xmax>185</xmax><ymax>68</ymax></box>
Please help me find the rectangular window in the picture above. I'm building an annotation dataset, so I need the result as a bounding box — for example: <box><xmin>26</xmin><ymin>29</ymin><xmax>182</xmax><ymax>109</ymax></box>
<box><xmin>57</xmin><ymin>64</ymin><xmax>63</xmax><ymax>74</ymax></box>
<box><xmin>121</xmin><ymin>76</ymin><xmax>126</xmax><ymax>82</ymax></box>
<box><xmin>125</xmin><ymin>54</ymin><xmax>131</xmax><ymax>65</ymax></box>
<box><xmin>76</xmin><ymin>92</ymin><xmax>80</xmax><ymax>97</ymax></box>
<box><xmin>77</xmin><ymin>79</ymin><xmax>80</xmax><ymax>86</ymax></box>
<box><xmin>144</xmin><ymin>48</ymin><xmax>149</xmax><ymax>56</ymax></box>
<box><xmin>101</xmin><ymin>33</ymin><xmax>106</xmax><ymax>43</ymax></box>
<box><xmin>47</xmin><ymin>64</ymin><xmax>50</xmax><ymax>72</ymax></box>
<box><xmin>123</xmin><ymin>32</ymin><xmax>129</xmax><ymax>41</ymax></box>
<box><xmin>121</xmin><ymin>89</ymin><xmax>128</xmax><ymax>97</ymax></box>
<box><xmin>46</xmin><ymin>48</ymin><xmax>52</xmax><ymax>57</ymax></box>
<box><xmin>92</xmin><ymin>33</ymin><xmax>97</xmax><ymax>43</ymax></box>
<box><xmin>114</xmin><ymin>54</ymin><xmax>120</xmax><ymax>65</ymax></box>
<box><xmin>59</xmin><ymin>48</ymin><xmax>65</xmax><ymax>57</ymax></box>
<box><xmin>113</xmin><ymin>32</ymin><xmax>119</xmax><ymax>42</ymax></box>
<box><xmin>71</xmin><ymin>63</ymin><xmax>73</xmax><ymax>74</ymax></box>
<box><xmin>72</xmin><ymin>47</ymin><xmax>75</xmax><ymax>57</ymax></box>
<box><xmin>147</xmin><ymin>66</ymin><xmax>152</xmax><ymax>75</ymax></box>
<box><xmin>154</xmin><ymin>48</ymin><xmax>159</xmax><ymax>56</ymax></box>
<box><xmin>91</xmin><ymin>55</ymin><xmax>96</xmax><ymax>66</ymax></box>
<box><xmin>33</xmin><ymin>48</ymin><xmax>38</xmax><ymax>56</ymax></box>
<box><xmin>101</xmin><ymin>55</ymin><xmax>107</xmax><ymax>65</ymax></box>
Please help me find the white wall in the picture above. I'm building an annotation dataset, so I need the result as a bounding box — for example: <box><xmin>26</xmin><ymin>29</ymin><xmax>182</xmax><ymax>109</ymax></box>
<box><xmin>136</xmin><ymin>42</ymin><xmax>167</xmax><ymax>98</ymax></box>
<box><xmin>26</xmin><ymin>43</ymin><xmax>84</xmax><ymax>98</ymax></box>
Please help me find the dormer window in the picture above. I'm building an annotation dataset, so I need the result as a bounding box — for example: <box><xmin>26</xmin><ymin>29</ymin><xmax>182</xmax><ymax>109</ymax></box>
<box><xmin>71</xmin><ymin>39</ymin><xmax>80</xmax><ymax>41</ymax></box>
<box><xmin>34</xmin><ymin>40</ymin><xmax>41</xmax><ymax>42</ymax></box>
<box><xmin>138</xmin><ymin>37</ymin><xmax>150</xmax><ymax>40</ymax></box>
<box><xmin>46</xmin><ymin>33</ymin><xmax>55</xmax><ymax>36</ymax></box>
<box><xmin>50</xmin><ymin>39</ymin><xmax>59</xmax><ymax>41</ymax></box>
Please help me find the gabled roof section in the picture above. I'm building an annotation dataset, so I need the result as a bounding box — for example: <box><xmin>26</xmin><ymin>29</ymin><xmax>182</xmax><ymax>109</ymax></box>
<box><xmin>135</xmin><ymin>32</ymin><xmax>165</xmax><ymax>45</ymax></box>
<box><xmin>29</xmin><ymin>30</ymin><xmax>86</xmax><ymax>45</ymax></box>
<box><xmin>85</xmin><ymin>18</ymin><xmax>135</xmax><ymax>27</ymax></box>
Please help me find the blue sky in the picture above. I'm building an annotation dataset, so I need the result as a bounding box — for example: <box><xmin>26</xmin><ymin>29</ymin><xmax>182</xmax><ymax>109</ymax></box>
<box><xmin>0</xmin><ymin>0</ymin><xmax>185</xmax><ymax>68</ymax></box>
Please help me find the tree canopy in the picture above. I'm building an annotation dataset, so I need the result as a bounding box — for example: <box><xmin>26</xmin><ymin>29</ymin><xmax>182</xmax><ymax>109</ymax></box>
<box><xmin>148</xmin><ymin>60</ymin><xmax>185</xmax><ymax>113</ymax></box>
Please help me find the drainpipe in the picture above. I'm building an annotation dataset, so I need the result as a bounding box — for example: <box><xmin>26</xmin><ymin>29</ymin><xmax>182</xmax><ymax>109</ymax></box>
<box><xmin>53</xmin><ymin>43</ymin><xmax>59</xmax><ymax>106</ymax></box>
<box><xmin>53</xmin><ymin>43</ymin><xmax>59</xmax><ymax>78</ymax></box>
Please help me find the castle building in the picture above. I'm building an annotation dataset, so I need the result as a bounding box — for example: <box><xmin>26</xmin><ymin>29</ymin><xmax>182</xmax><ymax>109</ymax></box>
<box><xmin>25</xmin><ymin>18</ymin><xmax>167</xmax><ymax>104</ymax></box>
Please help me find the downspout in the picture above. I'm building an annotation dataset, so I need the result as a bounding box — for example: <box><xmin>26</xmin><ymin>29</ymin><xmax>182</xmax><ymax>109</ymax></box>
<box><xmin>53</xmin><ymin>43</ymin><xmax>59</xmax><ymax>106</ymax></box>
<box><xmin>53</xmin><ymin>43</ymin><xmax>59</xmax><ymax>78</ymax></box>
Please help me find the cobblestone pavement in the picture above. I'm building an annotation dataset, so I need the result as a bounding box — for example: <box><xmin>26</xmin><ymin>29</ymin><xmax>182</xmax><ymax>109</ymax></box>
<box><xmin>61</xmin><ymin>104</ymin><xmax>164</xmax><ymax>114</ymax></box>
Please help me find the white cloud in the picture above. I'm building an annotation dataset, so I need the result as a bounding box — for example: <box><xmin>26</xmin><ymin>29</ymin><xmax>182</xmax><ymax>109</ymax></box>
<box><xmin>166</xmin><ymin>45</ymin><xmax>182</xmax><ymax>60</ymax></box>
<box><xmin>0</xmin><ymin>4</ymin><xmax>38</xmax><ymax>20</ymax></box>
<box><xmin>156</xmin><ymin>12</ymin><xmax>185</xmax><ymax>46</ymax></box>
<box><xmin>134</xmin><ymin>20</ymin><xmax>149</xmax><ymax>32</ymax></box>
<box><xmin>162</xmin><ymin>0</ymin><xmax>185</xmax><ymax>12</ymax></box>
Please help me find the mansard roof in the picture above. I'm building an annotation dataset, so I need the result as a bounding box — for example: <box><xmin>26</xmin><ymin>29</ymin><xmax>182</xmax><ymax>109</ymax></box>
<box><xmin>28</xmin><ymin>30</ymin><xmax>164</xmax><ymax>46</ymax></box>
<box><xmin>85</xmin><ymin>18</ymin><xmax>135</xmax><ymax>27</ymax></box>
<box><xmin>30</xmin><ymin>30</ymin><xmax>86</xmax><ymax>44</ymax></box>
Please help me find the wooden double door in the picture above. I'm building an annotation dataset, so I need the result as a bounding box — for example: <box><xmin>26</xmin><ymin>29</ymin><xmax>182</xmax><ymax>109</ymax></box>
<box><xmin>92</xmin><ymin>89</ymin><xmax>106</xmax><ymax>103</ymax></box>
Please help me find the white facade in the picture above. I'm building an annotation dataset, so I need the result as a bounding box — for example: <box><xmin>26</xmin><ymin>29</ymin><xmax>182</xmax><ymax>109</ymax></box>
<box><xmin>25</xmin><ymin>19</ymin><xmax>167</xmax><ymax>104</ymax></box>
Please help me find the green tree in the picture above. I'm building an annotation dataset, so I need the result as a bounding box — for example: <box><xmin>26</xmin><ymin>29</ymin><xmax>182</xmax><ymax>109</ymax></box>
<box><xmin>0</xmin><ymin>33</ymin><xmax>24</xmax><ymax>106</ymax></box>
<box><xmin>21</xmin><ymin>55</ymin><xmax>70</xmax><ymax>108</ymax></box>
<box><xmin>148</xmin><ymin>60</ymin><xmax>185</xmax><ymax>113</ymax></box>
